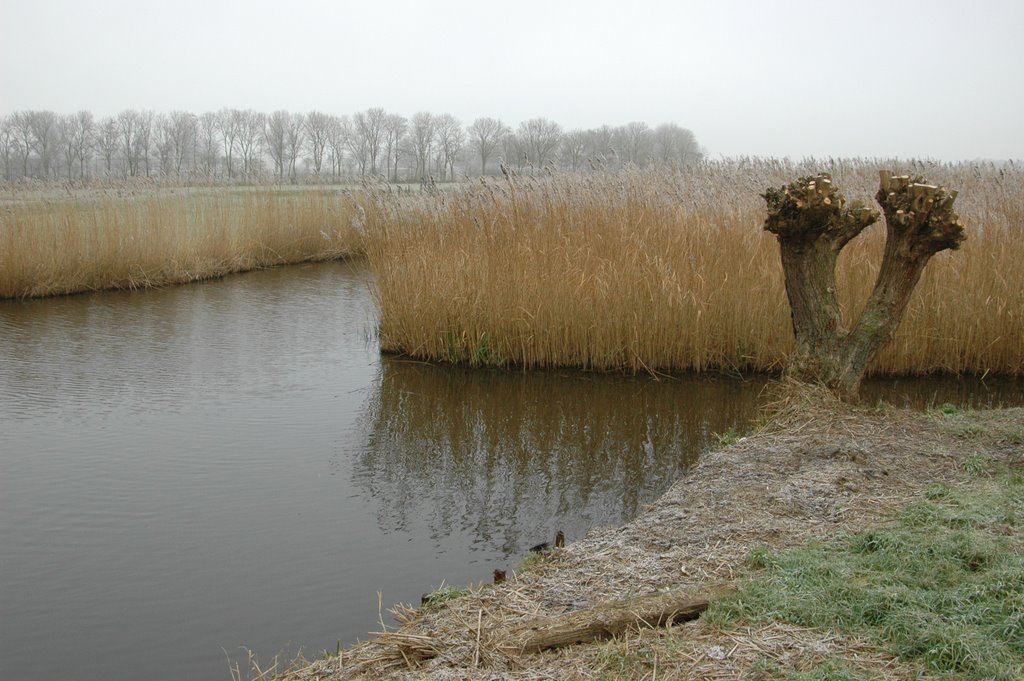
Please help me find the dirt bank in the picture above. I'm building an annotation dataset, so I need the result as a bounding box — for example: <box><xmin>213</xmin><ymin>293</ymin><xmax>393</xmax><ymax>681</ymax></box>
<box><xmin>281</xmin><ymin>387</ymin><xmax>1023</xmax><ymax>680</ymax></box>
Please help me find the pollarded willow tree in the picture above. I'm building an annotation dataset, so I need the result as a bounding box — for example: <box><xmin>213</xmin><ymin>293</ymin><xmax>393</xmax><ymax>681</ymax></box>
<box><xmin>763</xmin><ymin>171</ymin><xmax>966</xmax><ymax>401</ymax></box>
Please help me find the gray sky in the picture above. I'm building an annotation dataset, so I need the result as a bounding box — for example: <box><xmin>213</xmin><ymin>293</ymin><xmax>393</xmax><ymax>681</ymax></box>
<box><xmin>2</xmin><ymin>0</ymin><xmax>1022</xmax><ymax>160</ymax></box>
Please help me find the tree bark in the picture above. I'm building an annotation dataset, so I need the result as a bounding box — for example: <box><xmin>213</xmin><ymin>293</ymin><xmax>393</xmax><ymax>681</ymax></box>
<box><xmin>763</xmin><ymin>171</ymin><xmax>965</xmax><ymax>400</ymax></box>
<box><xmin>498</xmin><ymin>590</ymin><xmax>715</xmax><ymax>654</ymax></box>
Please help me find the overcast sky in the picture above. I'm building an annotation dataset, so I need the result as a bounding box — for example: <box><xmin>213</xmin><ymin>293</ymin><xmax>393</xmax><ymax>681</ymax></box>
<box><xmin>2</xmin><ymin>0</ymin><xmax>1022</xmax><ymax>160</ymax></box>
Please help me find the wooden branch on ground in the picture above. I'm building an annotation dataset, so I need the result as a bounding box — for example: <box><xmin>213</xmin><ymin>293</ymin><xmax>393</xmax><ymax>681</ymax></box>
<box><xmin>369</xmin><ymin>588</ymin><xmax>727</xmax><ymax>670</ymax></box>
<box><xmin>497</xmin><ymin>588</ymin><xmax>725</xmax><ymax>654</ymax></box>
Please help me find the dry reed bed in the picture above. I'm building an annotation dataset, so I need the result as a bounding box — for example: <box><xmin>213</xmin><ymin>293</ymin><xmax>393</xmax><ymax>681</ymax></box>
<box><xmin>0</xmin><ymin>187</ymin><xmax>365</xmax><ymax>298</ymax></box>
<box><xmin>362</xmin><ymin>160</ymin><xmax>1024</xmax><ymax>376</ymax></box>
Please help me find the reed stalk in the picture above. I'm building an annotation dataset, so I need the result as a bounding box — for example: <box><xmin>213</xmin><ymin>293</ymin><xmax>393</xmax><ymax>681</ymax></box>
<box><xmin>0</xmin><ymin>187</ymin><xmax>364</xmax><ymax>298</ymax></box>
<box><xmin>363</xmin><ymin>160</ymin><xmax>1023</xmax><ymax>377</ymax></box>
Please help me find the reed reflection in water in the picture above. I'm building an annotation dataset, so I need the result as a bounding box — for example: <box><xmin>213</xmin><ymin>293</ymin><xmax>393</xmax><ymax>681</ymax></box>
<box><xmin>352</xmin><ymin>359</ymin><xmax>769</xmax><ymax>558</ymax></box>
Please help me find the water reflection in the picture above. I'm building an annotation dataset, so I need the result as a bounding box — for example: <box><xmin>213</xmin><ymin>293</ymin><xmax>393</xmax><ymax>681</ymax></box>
<box><xmin>0</xmin><ymin>261</ymin><xmax>376</xmax><ymax>423</ymax></box>
<box><xmin>862</xmin><ymin>375</ymin><xmax>1024</xmax><ymax>409</ymax></box>
<box><xmin>352</xmin><ymin>360</ymin><xmax>769</xmax><ymax>556</ymax></box>
<box><xmin>1</xmin><ymin>258</ymin><xmax>1021</xmax><ymax>681</ymax></box>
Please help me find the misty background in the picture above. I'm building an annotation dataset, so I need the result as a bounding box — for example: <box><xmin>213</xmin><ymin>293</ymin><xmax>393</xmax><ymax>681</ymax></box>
<box><xmin>0</xmin><ymin>108</ymin><xmax>703</xmax><ymax>183</ymax></box>
<box><xmin>2</xmin><ymin>0</ymin><xmax>1023</xmax><ymax>164</ymax></box>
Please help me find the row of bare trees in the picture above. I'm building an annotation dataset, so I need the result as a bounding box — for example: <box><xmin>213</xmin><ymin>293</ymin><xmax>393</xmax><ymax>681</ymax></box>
<box><xmin>0</xmin><ymin>108</ymin><xmax>702</xmax><ymax>185</ymax></box>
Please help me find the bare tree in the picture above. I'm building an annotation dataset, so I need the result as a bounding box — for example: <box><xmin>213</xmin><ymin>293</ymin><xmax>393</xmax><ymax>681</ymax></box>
<box><xmin>586</xmin><ymin>125</ymin><xmax>617</xmax><ymax>169</ymax></box>
<box><xmin>435</xmin><ymin>113</ymin><xmax>464</xmax><ymax>181</ymax></box>
<box><xmin>622</xmin><ymin>121</ymin><xmax>652</xmax><ymax>165</ymax></box>
<box><xmin>197</xmin><ymin>112</ymin><xmax>220</xmax><ymax>178</ymax></box>
<box><xmin>58</xmin><ymin>113</ymin><xmax>83</xmax><ymax>181</ymax></box>
<box><xmin>382</xmin><ymin>113</ymin><xmax>407</xmax><ymax>182</ymax></box>
<box><xmin>236</xmin><ymin>110</ymin><xmax>264</xmax><ymax>180</ymax></box>
<box><xmin>264</xmin><ymin>110</ymin><xmax>289</xmax><ymax>180</ymax></box>
<box><xmin>0</xmin><ymin>115</ymin><xmax>15</xmax><ymax>180</ymax></box>
<box><xmin>285</xmin><ymin>112</ymin><xmax>304</xmax><ymax>183</ymax></box>
<box><xmin>117</xmin><ymin>110</ymin><xmax>140</xmax><ymax>177</ymax></box>
<box><xmin>344</xmin><ymin>115</ymin><xmax>369</xmax><ymax>177</ymax></box>
<box><xmin>26</xmin><ymin>110</ymin><xmax>58</xmax><ymax>179</ymax></box>
<box><xmin>219</xmin><ymin>109</ymin><xmax>241</xmax><ymax>179</ymax></box>
<box><xmin>9</xmin><ymin>112</ymin><xmax>34</xmax><ymax>177</ymax></box>
<box><xmin>501</xmin><ymin>131</ymin><xmax>526</xmax><ymax>173</ymax></box>
<box><xmin>409</xmin><ymin>111</ymin><xmax>435</xmax><ymax>181</ymax></box>
<box><xmin>345</xmin><ymin>108</ymin><xmax>388</xmax><ymax>177</ymax></box>
<box><xmin>763</xmin><ymin>172</ymin><xmax>966</xmax><ymax>400</ymax></box>
<box><xmin>73</xmin><ymin>110</ymin><xmax>94</xmax><ymax>179</ymax></box>
<box><xmin>357</xmin><ymin>107</ymin><xmax>387</xmax><ymax>176</ymax></box>
<box><xmin>136</xmin><ymin>110</ymin><xmax>155</xmax><ymax>176</ymax></box>
<box><xmin>95</xmin><ymin>116</ymin><xmax>119</xmax><ymax>176</ymax></box>
<box><xmin>153</xmin><ymin>112</ymin><xmax>195</xmax><ymax>176</ymax></box>
<box><xmin>518</xmin><ymin>118</ymin><xmax>562</xmax><ymax>171</ymax></box>
<box><xmin>468</xmin><ymin>117</ymin><xmax>508</xmax><ymax>176</ymax></box>
<box><xmin>167</xmin><ymin>111</ymin><xmax>197</xmax><ymax>175</ymax></box>
<box><xmin>652</xmin><ymin>123</ymin><xmax>678</xmax><ymax>165</ymax></box>
<box><xmin>304</xmin><ymin>111</ymin><xmax>331</xmax><ymax>177</ymax></box>
<box><xmin>153</xmin><ymin>114</ymin><xmax>174</xmax><ymax>174</ymax></box>
<box><xmin>653</xmin><ymin>123</ymin><xmax>700</xmax><ymax>166</ymax></box>
<box><xmin>326</xmin><ymin>115</ymin><xmax>348</xmax><ymax>180</ymax></box>
<box><xmin>560</xmin><ymin>129</ymin><xmax>587</xmax><ymax>172</ymax></box>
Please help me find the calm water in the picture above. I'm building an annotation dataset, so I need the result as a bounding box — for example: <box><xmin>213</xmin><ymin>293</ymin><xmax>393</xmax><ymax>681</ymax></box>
<box><xmin>1</xmin><ymin>262</ymin><xmax>1021</xmax><ymax>681</ymax></box>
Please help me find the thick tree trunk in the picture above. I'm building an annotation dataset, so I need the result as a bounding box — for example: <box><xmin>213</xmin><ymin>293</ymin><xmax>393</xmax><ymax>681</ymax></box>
<box><xmin>763</xmin><ymin>172</ymin><xmax>965</xmax><ymax>400</ymax></box>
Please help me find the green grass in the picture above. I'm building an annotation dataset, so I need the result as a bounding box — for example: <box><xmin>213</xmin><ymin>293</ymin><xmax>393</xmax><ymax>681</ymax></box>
<box><xmin>714</xmin><ymin>425</ymin><xmax>743</xmax><ymax>446</ymax></box>
<box><xmin>705</xmin><ymin>466</ymin><xmax>1024</xmax><ymax>680</ymax></box>
<box><xmin>595</xmin><ymin>643</ymin><xmax>656</xmax><ymax>677</ymax></box>
<box><xmin>420</xmin><ymin>585</ymin><xmax>470</xmax><ymax>610</ymax></box>
<box><xmin>928</xmin><ymin>405</ymin><xmax>988</xmax><ymax>439</ymax></box>
<box><xmin>752</xmin><ymin>657</ymin><xmax>869</xmax><ymax>681</ymax></box>
<box><xmin>516</xmin><ymin>550</ymin><xmax>551</xmax><ymax>574</ymax></box>
<box><xmin>963</xmin><ymin>453</ymin><xmax>993</xmax><ymax>476</ymax></box>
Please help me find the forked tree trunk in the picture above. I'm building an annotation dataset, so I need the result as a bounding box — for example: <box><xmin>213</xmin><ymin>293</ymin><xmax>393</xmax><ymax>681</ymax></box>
<box><xmin>763</xmin><ymin>171</ymin><xmax>966</xmax><ymax>400</ymax></box>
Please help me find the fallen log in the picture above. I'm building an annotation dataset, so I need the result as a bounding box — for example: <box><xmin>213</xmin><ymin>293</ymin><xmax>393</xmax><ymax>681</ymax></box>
<box><xmin>497</xmin><ymin>588</ymin><xmax>725</xmax><ymax>654</ymax></box>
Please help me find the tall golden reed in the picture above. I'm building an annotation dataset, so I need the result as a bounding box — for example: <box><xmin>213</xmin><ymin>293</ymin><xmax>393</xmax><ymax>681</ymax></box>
<box><xmin>363</xmin><ymin>160</ymin><xmax>1024</xmax><ymax>377</ymax></box>
<box><xmin>0</xmin><ymin>187</ymin><xmax>364</xmax><ymax>298</ymax></box>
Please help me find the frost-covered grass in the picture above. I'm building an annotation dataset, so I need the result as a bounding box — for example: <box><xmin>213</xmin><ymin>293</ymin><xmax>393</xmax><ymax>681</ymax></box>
<box><xmin>705</xmin><ymin>462</ymin><xmax>1024</xmax><ymax>680</ymax></box>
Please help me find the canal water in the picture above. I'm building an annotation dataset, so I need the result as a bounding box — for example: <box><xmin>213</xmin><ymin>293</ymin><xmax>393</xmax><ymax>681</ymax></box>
<box><xmin>1</xmin><ymin>261</ymin><xmax>1020</xmax><ymax>681</ymax></box>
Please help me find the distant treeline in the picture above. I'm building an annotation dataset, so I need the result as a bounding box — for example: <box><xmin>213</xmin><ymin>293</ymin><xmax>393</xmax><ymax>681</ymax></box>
<box><xmin>0</xmin><ymin>108</ymin><xmax>702</xmax><ymax>185</ymax></box>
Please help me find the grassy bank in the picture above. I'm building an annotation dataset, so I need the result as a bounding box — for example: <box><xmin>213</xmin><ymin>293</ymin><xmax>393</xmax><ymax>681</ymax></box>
<box><xmin>363</xmin><ymin>160</ymin><xmax>1024</xmax><ymax>377</ymax></box>
<box><xmin>706</xmin><ymin>460</ymin><xmax>1024</xmax><ymax>680</ymax></box>
<box><xmin>278</xmin><ymin>393</ymin><xmax>1023</xmax><ymax>681</ymax></box>
<box><xmin>0</xmin><ymin>187</ymin><xmax>365</xmax><ymax>298</ymax></box>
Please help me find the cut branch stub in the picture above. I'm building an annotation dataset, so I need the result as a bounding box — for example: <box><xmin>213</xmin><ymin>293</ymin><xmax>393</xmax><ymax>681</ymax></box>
<box><xmin>876</xmin><ymin>170</ymin><xmax>966</xmax><ymax>258</ymax></box>
<box><xmin>762</xmin><ymin>174</ymin><xmax>880</xmax><ymax>386</ymax></box>
<box><xmin>761</xmin><ymin>169</ymin><xmax>967</xmax><ymax>401</ymax></box>
<box><xmin>763</xmin><ymin>173</ymin><xmax>880</xmax><ymax>252</ymax></box>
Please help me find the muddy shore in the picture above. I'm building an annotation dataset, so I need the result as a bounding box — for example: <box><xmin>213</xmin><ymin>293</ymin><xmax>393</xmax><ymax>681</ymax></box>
<box><xmin>280</xmin><ymin>388</ymin><xmax>1023</xmax><ymax>680</ymax></box>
